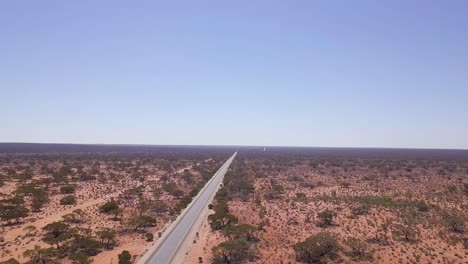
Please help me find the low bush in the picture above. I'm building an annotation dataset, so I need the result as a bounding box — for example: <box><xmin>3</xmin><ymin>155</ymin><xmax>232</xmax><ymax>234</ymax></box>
<box><xmin>60</xmin><ymin>195</ymin><xmax>76</xmax><ymax>205</ymax></box>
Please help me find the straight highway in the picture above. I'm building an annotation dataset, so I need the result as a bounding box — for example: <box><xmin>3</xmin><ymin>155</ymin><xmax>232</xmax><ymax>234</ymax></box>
<box><xmin>139</xmin><ymin>152</ymin><xmax>237</xmax><ymax>264</ymax></box>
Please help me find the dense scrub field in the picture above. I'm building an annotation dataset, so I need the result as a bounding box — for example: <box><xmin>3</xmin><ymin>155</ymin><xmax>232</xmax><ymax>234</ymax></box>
<box><xmin>188</xmin><ymin>148</ymin><xmax>468</xmax><ymax>264</ymax></box>
<box><xmin>0</xmin><ymin>144</ymin><xmax>232</xmax><ymax>264</ymax></box>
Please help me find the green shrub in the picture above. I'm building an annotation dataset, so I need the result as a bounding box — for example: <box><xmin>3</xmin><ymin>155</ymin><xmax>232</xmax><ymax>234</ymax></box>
<box><xmin>60</xmin><ymin>195</ymin><xmax>77</xmax><ymax>205</ymax></box>
<box><xmin>118</xmin><ymin>250</ymin><xmax>131</xmax><ymax>264</ymax></box>
<box><xmin>345</xmin><ymin>237</ymin><xmax>372</xmax><ymax>260</ymax></box>
<box><xmin>444</xmin><ymin>212</ymin><xmax>465</xmax><ymax>233</ymax></box>
<box><xmin>317</xmin><ymin>209</ymin><xmax>337</xmax><ymax>227</ymax></box>
<box><xmin>70</xmin><ymin>251</ymin><xmax>92</xmax><ymax>264</ymax></box>
<box><xmin>145</xmin><ymin>232</ymin><xmax>153</xmax><ymax>242</ymax></box>
<box><xmin>0</xmin><ymin>258</ymin><xmax>20</xmax><ymax>264</ymax></box>
<box><xmin>294</xmin><ymin>232</ymin><xmax>339</xmax><ymax>263</ymax></box>
<box><xmin>212</xmin><ymin>238</ymin><xmax>256</xmax><ymax>264</ymax></box>
<box><xmin>60</xmin><ymin>185</ymin><xmax>76</xmax><ymax>194</ymax></box>
<box><xmin>415</xmin><ymin>201</ymin><xmax>430</xmax><ymax>212</ymax></box>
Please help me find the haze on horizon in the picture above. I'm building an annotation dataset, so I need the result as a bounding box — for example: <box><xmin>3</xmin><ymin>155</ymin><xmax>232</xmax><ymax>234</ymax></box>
<box><xmin>1</xmin><ymin>1</ymin><xmax>467</xmax><ymax>149</ymax></box>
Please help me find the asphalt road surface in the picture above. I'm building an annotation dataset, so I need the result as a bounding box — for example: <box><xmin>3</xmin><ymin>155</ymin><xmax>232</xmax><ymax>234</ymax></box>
<box><xmin>143</xmin><ymin>152</ymin><xmax>237</xmax><ymax>264</ymax></box>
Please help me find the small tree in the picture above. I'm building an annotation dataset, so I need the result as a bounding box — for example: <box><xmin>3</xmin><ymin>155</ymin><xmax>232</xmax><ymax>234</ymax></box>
<box><xmin>0</xmin><ymin>258</ymin><xmax>20</xmax><ymax>264</ymax></box>
<box><xmin>23</xmin><ymin>245</ymin><xmax>55</xmax><ymax>264</ymax></box>
<box><xmin>99</xmin><ymin>198</ymin><xmax>122</xmax><ymax>220</ymax></box>
<box><xmin>152</xmin><ymin>202</ymin><xmax>168</xmax><ymax>216</ymax></box>
<box><xmin>145</xmin><ymin>232</ymin><xmax>154</xmax><ymax>242</ymax></box>
<box><xmin>100</xmin><ymin>198</ymin><xmax>119</xmax><ymax>213</ymax></box>
<box><xmin>172</xmin><ymin>189</ymin><xmax>184</xmax><ymax>199</ymax></box>
<box><xmin>345</xmin><ymin>237</ymin><xmax>371</xmax><ymax>260</ymax></box>
<box><xmin>70</xmin><ymin>251</ymin><xmax>92</xmax><ymax>264</ymax></box>
<box><xmin>118</xmin><ymin>250</ymin><xmax>132</xmax><ymax>264</ymax></box>
<box><xmin>71</xmin><ymin>234</ymin><xmax>102</xmax><ymax>256</ymax></box>
<box><xmin>63</xmin><ymin>209</ymin><xmax>85</xmax><ymax>224</ymax></box>
<box><xmin>372</xmin><ymin>220</ymin><xmax>391</xmax><ymax>244</ymax></box>
<box><xmin>31</xmin><ymin>188</ymin><xmax>49</xmax><ymax>212</ymax></box>
<box><xmin>182</xmin><ymin>171</ymin><xmax>195</xmax><ymax>184</ymax></box>
<box><xmin>136</xmin><ymin>198</ymin><xmax>151</xmax><ymax>216</ymax></box>
<box><xmin>316</xmin><ymin>209</ymin><xmax>337</xmax><ymax>227</ymax></box>
<box><xmin>212</xmin><ymin>238</ymin><xmax>256</xmax><ymax>264</ymax></box>
<box><xmin>60</xmin><ymin>195</ymin><xmax>77</xmax><ymax>205</ymax></box>
<box><xmin>60</xmin><ymin>185</ymin><xmax>76</xmax><ymax>194</ymax></box>
<box><xmin>96</xmin><ymin>228</ymin><xmax>117</xmax><ymax>249</ymax></box>
<box><xmin>8</xmin><ymin>195</ymin><xmax>26</xmax><ymax>205</ymax></box>
<box><xmin>208</xmin><ymin>211</ymin><xmax>238</xmax><ymax>230</ymax></box>
<box><xmin>444</xmin><ymin>212</ymin><xmax>465</xmax><ymax>233</ymax></box>
<box><xmin>0</xmin><ymin>204</ymin><xmax>29</xmax><ymax>224</ymax></box>
<box><xmin>162</xmin><ymin>182</ymin><xmax>183</xmax><ymax>198</ymax></box>
<box><xmin>393</xmin><ymin>210</ymin><xmax>419</xmax><ymax>242</ymax></box>
<box><xmin>42</xmin><ymin>221</ymin><xmax>71</xmax><ymax>248</ymax></box>
<box><xmin>222</xmin><ymin>224</ymin><xmax>258</xmax><ymax>242</ymax></box>
<box><xmin>128</xmin><ymin>215</ymin><xmax>156</xmax><ymax>232</ymax></box>
<box><xmin>293</xmin><ymin>232</ymin><xmax>339</xmax><ymax>263</ymax></box>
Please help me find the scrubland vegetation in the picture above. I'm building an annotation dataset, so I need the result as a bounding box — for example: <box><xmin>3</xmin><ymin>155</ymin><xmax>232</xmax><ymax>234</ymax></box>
<box><xmin>188</xmin><ymin>148</ymin><xmax>468</xmax><ymax>264</ymax></box>
<box><xmin>2</xmin><ymin>145</ymin><xmax>467</xmax><ymax>263</ymax></box>
<box><xmin>0</xmin><ymin>145</ymin><xmax>231</xmax><ymax>263</ymax></box>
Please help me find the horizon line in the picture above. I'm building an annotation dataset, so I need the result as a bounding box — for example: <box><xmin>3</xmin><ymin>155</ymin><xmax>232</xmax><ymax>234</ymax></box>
<box><xmin>1</xmin><ymin>141</ymin><xmax>467</xmax><ymax>151</ymax></box>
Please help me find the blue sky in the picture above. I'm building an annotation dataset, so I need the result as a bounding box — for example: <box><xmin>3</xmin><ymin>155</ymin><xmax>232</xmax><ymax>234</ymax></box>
<box><xmin>1</xmin><ymin>1</ymin><xmax>467</xmax><ymax>149</ymax></box>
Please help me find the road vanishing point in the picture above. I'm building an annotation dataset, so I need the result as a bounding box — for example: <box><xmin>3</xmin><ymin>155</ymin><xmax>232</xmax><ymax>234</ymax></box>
<box><xmin>139</xmin><ymin>152</ymin><xmax>237</xmax><ymax>264</ymax></box>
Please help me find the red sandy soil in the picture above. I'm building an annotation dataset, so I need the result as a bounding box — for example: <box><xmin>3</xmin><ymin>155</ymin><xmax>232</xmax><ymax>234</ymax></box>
<box><xmin>188</xmin><ymin>153</ymin><xmax>467</xmax><ymax>264</ymax></box>
<box><xmin>0</xmin><ymin>152</ymin><xmax>228</xmax><ymax>263</ymax></box>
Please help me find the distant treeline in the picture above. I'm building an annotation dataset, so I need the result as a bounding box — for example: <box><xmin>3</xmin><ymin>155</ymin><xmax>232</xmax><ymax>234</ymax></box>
<box><xmin>0</xmin><ymin>143</ymin><xmax>236</xmax><ymax>154</ymax></box>
<box><xmin>1</xmin><ymin>143</ymin><xmax>467</xmax><ymax>160</ymax></box>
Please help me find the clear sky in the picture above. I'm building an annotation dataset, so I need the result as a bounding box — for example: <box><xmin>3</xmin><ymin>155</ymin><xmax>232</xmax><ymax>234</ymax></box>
<box><xmin>1</xmin><ymin>1</ymin><xmax>467</xmax><ymax>149</ymax></box>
